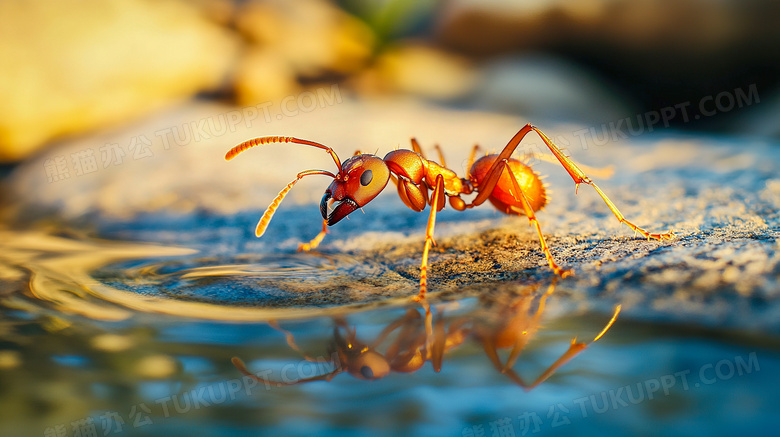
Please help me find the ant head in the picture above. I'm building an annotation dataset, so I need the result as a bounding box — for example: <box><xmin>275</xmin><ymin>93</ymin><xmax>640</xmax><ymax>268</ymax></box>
<box><xmin>347</xmin><ymin>349</ymin><xmax>391</xmax><ymax>380</ymax></box>
<box><xmin>333</xmin><ymin>323</ymin><xmax>391</xmax><ymax>380</ymax></box>
<box><xmin>321</xmin><ymin>154</ymin><xmax>390</xmax><ymax>225</ymax></box>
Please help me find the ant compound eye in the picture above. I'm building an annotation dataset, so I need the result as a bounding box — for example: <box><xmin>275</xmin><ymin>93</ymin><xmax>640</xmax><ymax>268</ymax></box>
<box><xmin>360</xmin><ymin>169</ymin><xmax>373</xmax><ymax>186</ymax></box>
<box><xmin>360</xmin><ymin>365</ymin><xmax>374</xmax><ymax>379</ymax></box>
<box><xmin>351</xmin><ymin>350</ymin><xmax>390</xmax><ymax>379</ymax></box>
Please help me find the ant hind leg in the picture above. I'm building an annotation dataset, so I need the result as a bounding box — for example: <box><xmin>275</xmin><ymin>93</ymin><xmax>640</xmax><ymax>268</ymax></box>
<box><xmin>529</xmin><ymin>126</ymin><xmax>675</xmax><ymax>241</ymax></box>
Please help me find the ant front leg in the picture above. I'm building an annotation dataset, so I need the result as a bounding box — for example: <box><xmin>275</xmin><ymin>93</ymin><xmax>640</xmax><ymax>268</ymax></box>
<box><xmin>415</xmin><ymin>174</ymin><xmax>446</xmax><ymax>302</ymax></box>
<box><xmin>293</xmin><ymin>151</ymin><xmax>358</xmax><ymax>252</ymax></box>
<box><xmin>530</xmin><ymin>126</ymin><xmax>675</xmax><ymax>240</ymax></box>
<box><xmin>268</xmin><ymin>320</ymin><xmax>331</xmax><ymax>363</ymax></box>
<box><xmin>298</xmin><ymin>219</ymin><xmax>328</xmax><ymax>252</ymax></box>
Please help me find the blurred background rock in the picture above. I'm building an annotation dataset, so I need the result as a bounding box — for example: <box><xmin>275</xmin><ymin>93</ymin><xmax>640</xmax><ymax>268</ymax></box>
<box><xmin>0</xmin><ymin>0</ymin><xmax>238</xmax><ymax>162</ymax></box>
<box><xmin>1</xmin><ymin>0</ymin><xmax>778</xmax><ymax>163</ymax></box>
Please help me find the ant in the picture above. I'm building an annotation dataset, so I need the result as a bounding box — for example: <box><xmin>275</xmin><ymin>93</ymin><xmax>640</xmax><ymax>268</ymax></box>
<box><xmin>225</xmin><ymin>124</ymin><xmax>675</xmax><ymax>300</ymax></box>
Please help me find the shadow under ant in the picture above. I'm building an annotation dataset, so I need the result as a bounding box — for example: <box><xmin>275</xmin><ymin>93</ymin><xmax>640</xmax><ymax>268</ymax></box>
<box><xmin>232</xmin><ymin>280</ymin><xmax>620</xmax><ymax>390</ymax></box>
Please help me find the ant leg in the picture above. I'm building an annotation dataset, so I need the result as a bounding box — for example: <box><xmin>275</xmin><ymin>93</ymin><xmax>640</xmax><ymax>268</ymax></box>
<box><xmin>372</xmin><ymin>309</ymin><xmax>421</xmax><ymax>351</ymax></box>
<box><xmin>268</xmin><ymin>320</ymin><xmax>330</xmax><ymax>362</ymax></box>
<box><xmin>521</xmin><ymin>304</ymin><xmax>621</xmax><ymax>391</ymax></box>
<box><xmin>394</xmin><ymin>178</ymin><xmax>429</xmax><ymax>211</ymax></box>
<box><xmin>465</xmin><ymin>144</ymin><xmax>481</xmax><ymax>180</ymax></box>
<box><xmin>470</xmin><ymin>125</ymin><xmax>538</xmax><ymax>207</ymax></box>
<box><xmin>410</xmin><ymin>138</ymin><xmax>426</xmax><ymax>159</ymax></box>
<box><xmin>441</xmin><ymin>318</ymin><xmax>470</xmax><ymax>355</ymax></box>
<box><xmin>535</xmin><ymin>278</ymin><xmax>557</xmax><ymax>313</ymax></box>
<box><xmin>467</xmin><ymin>154</ymin><xmax>570</xmax><ymax>277</ymax></box>
<box><xmin>415</xmin><ymin>175</ymin><xmax>446</xmax><ymax>301</ymax></box>
<box><xmin>231</xmin><ymin>357</ymin><xmax>341</xmax><ymax>386</ymax></box>
<box><xmin>503</xmin><ymin>280</ymin><xmax>557</xmax><ymax>371</ymax></box>
<box><xmin>390</xmin><ymin>174</ymin><xmax>422</xmax><ymax>211</ymax></box>
<box><xmin>388</xmin><ymin>328</ymin><xmax>428</xmax><ymax>370</ymax></box>
<box><xmin>298</xmin><ymin>219</ymin><xmax>328</xmax><ymax>252</ymax></box>
<box><xmin>499</xmin><ymin>161</ymin><xmax>573</xmax><ymax>277</ymax></box>
<box><xmin>433</xmin><ymin>144</ymin><xmax>447</xmax><ymax>167</ymax></box>
<box><xmin>430</xmin><ymin>309</ymin><xmax>447</xmax><ymax>372</ymax></box>
<box><xmin>530</xmin><ymin>153</ymin><xmax>614</xmax><ymax>179</ymax></box>
<box><xmin>530</xmin><ymin>126</ymin><xmax>674</xmax><ymax>240</ymax></box>
<box><xmin>409</xmin><ymin>139</ymin><xmax>448</xmax><ymax>173</ymax></box>
<box><xmin>479</xmin><ymin>337</ymin><xmax>531</xmax><ymax>387</ymax></box>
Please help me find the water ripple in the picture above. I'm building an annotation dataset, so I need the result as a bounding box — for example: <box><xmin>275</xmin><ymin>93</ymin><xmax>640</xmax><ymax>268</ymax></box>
<box><xmin>0</xmin><ymin>229</ymin><xmax>407</xmax><ymax>322</ymax></box>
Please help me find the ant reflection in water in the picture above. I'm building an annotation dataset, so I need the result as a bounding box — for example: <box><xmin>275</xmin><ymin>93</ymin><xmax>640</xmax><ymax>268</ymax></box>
<box><xmin>232</xmin><ymin>308</ymin><xmax>468</xmax><ymax>385</ymax></box>
<box><xmin>232</xmin><ymin>281</ymin><xmax>620</xmax><ymax>388</ymax></box>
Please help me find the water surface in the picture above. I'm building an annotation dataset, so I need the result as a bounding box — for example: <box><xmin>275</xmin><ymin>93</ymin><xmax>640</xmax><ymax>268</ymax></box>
<box><xmin>1</xmin><ymin>216</ymin><xmax>776</xmax><ymax>437</ymax></box>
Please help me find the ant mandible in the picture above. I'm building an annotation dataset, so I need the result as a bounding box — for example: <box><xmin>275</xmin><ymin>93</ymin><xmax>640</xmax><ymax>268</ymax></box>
<box><xmin>225</xmin><ymin>124</ymin><xmax>675</xmax><ymax>300</ymax></box>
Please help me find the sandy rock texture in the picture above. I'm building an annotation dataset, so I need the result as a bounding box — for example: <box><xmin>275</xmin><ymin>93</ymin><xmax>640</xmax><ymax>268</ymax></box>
<box><xmin>5</xmin><ymin>98</ymin><xmax>779</xmax><ymax>330</ymax></box>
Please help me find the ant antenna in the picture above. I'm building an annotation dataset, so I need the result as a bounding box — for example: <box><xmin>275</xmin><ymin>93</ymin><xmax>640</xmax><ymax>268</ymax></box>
<box><xmin>225</xmin><ymin>136</ymin><xmax>343</xmax><ymax>171</ymax></box>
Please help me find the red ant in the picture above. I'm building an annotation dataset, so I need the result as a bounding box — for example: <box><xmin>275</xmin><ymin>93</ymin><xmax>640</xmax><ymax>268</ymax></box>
<box><xmin>225</xmin><ymin>124</ymin><xmax>675</xmax><ymax>300</ymax></box>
